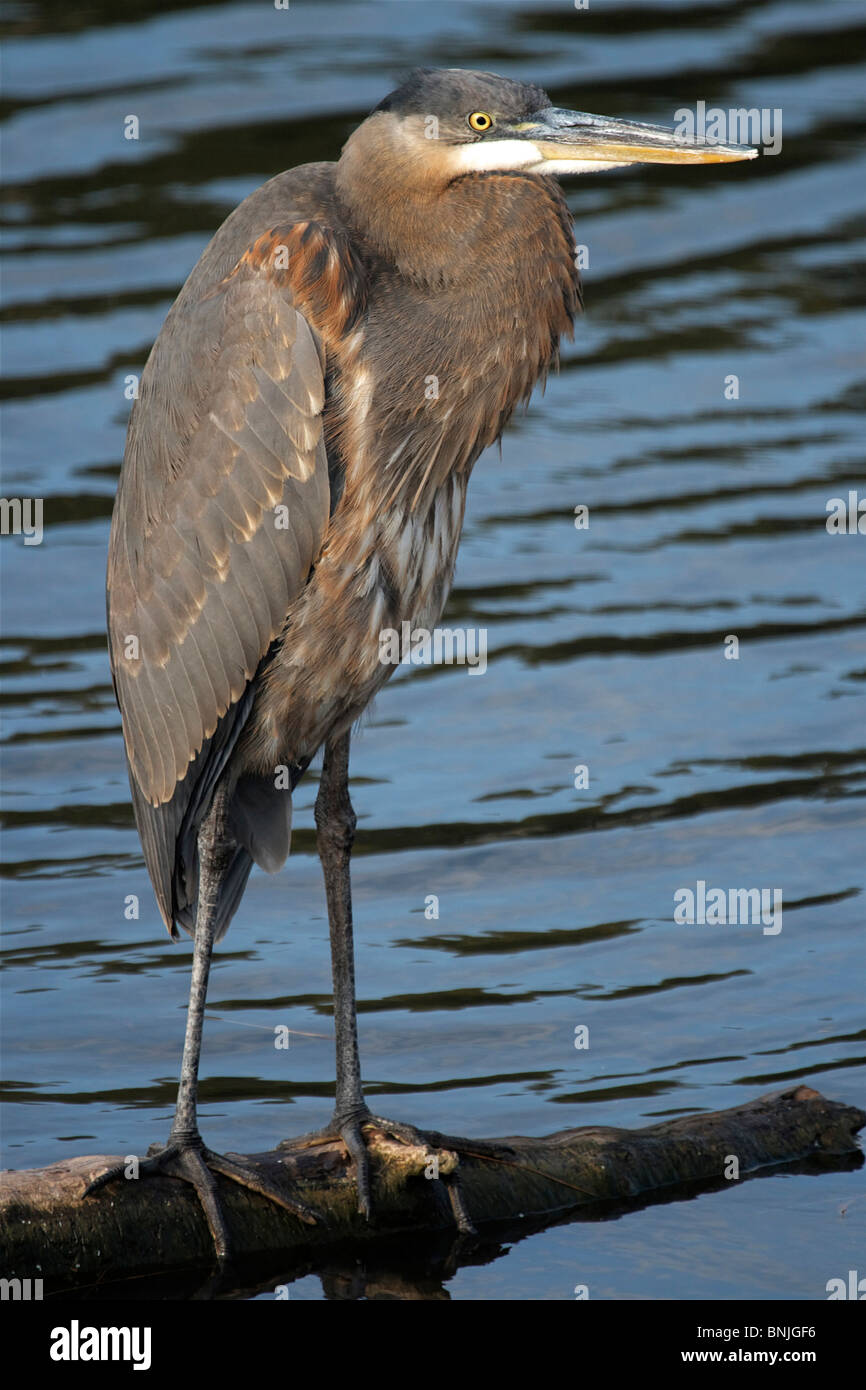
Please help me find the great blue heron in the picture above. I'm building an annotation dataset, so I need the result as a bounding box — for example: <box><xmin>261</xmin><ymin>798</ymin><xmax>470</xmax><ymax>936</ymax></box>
<box><xmin>87</xmin><ymin>68</ymin><xmax>755</xmax><ymax>1260</ymax></box>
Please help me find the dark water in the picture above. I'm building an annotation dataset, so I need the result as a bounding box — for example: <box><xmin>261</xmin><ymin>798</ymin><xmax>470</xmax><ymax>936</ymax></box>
<box><xmin>1</xmin><ymin>0</ymin><xmax>864</xmax><ymax>1301</ymax></box>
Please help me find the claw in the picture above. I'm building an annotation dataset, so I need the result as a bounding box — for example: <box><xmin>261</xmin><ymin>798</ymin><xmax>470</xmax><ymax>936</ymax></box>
<box><xmin>319</xmin><ymin>1111</ymin><xmax>477</xmax><ymax>1234</ymax></box>
<box><xmin>338</xmin><ymin>1118</ymin><xmax>373</xmax><ymax>1218</ymax></box>
<box><xmin>442</xmin><ymin>1171</ymin><xmax>476</xmax><ymax>1235</ymax></box>
<box><xmin>84</xmin><ymin>1136</ymin><xmax>317</xmax><ymax>1265</ymax></box>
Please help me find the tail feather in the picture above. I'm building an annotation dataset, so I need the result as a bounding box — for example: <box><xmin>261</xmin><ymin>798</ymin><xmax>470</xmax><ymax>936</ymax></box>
<box><xmin>175</xmin><ymin>843</ymin><xmax>255</xmax><ymax>943</ymax></box>
<box><xmin>128</xmin><ymin>681</ymin><xmax>258</xmax><ymax>940</ymax></box>
<box><xmin>229</xmin><ymin>773</ymin><xmax>292</xmax><ymax>873</ymax></box>
<box><xmin>127</xmin><ymin>671</ymin><xmax>307</xmax><ymax>942</ymax></box>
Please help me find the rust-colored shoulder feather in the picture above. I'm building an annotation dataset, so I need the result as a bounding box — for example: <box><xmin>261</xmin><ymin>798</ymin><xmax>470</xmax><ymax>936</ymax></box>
<box><xmin>233</xmin><ymin>221</ymin><xmax>368</xmax><ymax>353</ymax></box>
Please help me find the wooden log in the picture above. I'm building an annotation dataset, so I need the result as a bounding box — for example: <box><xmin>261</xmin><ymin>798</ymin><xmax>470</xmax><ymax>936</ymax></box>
<box><xmin>1</xmin><ymin>1085</ymin><xmax>862</xmax><ymax>1290</ymax></box>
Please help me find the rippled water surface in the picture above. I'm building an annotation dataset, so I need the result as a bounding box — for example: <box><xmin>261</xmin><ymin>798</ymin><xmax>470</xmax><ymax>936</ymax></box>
<box><xmin>1</xmin><ymin>0</ymin><xmax>864</xmax><ymax>1300</ymax></box>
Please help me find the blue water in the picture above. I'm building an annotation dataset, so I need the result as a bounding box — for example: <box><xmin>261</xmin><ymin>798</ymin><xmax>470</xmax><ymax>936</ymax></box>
<box><xmin>1</xmin><ymin>0</ymin><xmax>864</xmax><ymax>1300</ymax></box>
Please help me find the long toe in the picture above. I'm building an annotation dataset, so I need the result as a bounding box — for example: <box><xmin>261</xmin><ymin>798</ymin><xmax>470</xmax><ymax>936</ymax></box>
<box><xmin>83</xmin><ymin>1137</ymin><xmax>318</xmax><ymax>1266</ymax></box>
<box><xmin>369</xmin><ymin>1117</ymin><xmax>476</xmax><ymax>1234</ymax></box>
<box><xmin>337</xmin><ymin>1117</ymin><xmax>373</xmax><ymax>1218</ymax></box>
<box><xmin>204</xmin><ymin>1148</ymin><xmax>317</xmax><ymax>1226</ymax></box>
<box><xmin>170</xmin><ymin>1143</ymin><xmax>232</xmax><ymax>1261</ymax></box>
<box><xmin>83</xmin><ymin>1146</ymin><xmax>174</xmax><ymax>1197</ymax></box>
<box><xmin>369</xmin><ymin>1116</ymin><xmax>432</xmax><ymax>1148</ymax></box>
<box><xmin>327</xmin><ymin>1113</ymin><xmax>476</xmax><ymax>1232</ymax></box>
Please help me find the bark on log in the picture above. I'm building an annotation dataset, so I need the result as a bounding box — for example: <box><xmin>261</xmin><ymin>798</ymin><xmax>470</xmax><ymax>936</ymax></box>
<box><xmin>1</xmin><ymin>1085</ymin><xmax>862</xmax><ymax>1291</ymax></box>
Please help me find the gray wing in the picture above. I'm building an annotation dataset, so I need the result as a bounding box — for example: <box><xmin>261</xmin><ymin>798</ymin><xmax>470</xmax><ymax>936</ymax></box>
<box><xmin>108</xmin><ymin>242</ymin><xmax>331</xmax><ymax>932</ymax></box>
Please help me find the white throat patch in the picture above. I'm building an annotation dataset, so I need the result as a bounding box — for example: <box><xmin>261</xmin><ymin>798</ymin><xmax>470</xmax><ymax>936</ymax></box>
<box><xmin>526</xmin><ymin>159</ymin><xmax>629</xmax><ymax>175</ymax></box>
<box><xmin>451</xmin><ymin>142</ymin><xmax>629</xmax><ymax>177</ymax></box>
<box><xmin>451</xmin><ymin>139</ymin><xmax>542</xmax><ymax>173</ymax></box>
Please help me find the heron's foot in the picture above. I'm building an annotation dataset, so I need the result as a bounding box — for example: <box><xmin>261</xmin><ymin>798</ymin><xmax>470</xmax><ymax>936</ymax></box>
<box><xmin>287</xmin><ymin>1107</ymin><xmax>475</xmax><ymax>1234</ymax></box>
<box><xmin>83</xmin><ymin>1131</ymin><xmax>317</xmax><ymax>1264</ymax></box>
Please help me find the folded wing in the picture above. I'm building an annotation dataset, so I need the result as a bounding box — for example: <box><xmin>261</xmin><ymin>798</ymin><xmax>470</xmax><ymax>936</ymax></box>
<box><xmin>107</xmin><ymin>221</ymin><xmax>352</xmax><ymax>933</ymax></box>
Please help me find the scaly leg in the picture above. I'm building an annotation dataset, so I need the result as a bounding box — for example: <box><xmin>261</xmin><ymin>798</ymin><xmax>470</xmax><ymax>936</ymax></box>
<box><xmin>85</xmin><ymin>783</ymin><xmax>316</xmax><ymax>1262</ymax></box>
<box><xmin>313</xmin><ymin>731</ymin><xmax>474</xmax><ymax>1233</ymax></box>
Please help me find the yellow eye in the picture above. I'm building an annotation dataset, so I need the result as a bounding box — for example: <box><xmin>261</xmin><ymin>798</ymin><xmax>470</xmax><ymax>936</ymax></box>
<box><xmin>468</xmin><ymin>111</ymin><xmax>493</xmax><ymax>132</ymax></box>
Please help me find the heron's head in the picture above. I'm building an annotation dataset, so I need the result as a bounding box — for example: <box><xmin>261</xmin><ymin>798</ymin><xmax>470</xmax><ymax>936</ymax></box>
<box><xmin>336</xmin><ymin>68</ymin><xmax>756</xmax><ymax>278</ymax></box>
<box><xmin>344</xmin><ymin>67</ymin><xmax>757</xmax><ymax>184</ymax></box>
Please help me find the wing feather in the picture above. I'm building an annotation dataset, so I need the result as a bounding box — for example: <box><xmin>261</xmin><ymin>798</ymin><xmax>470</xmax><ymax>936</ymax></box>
<box><xmin>108</xmin><ymin>254</ymin><xmax>331</xmax><ymax>807</ymax></box>
<box><xmin>108</xmin><ymin>204</ymin><xmax>366</xmax><ymax>933</ymax></box>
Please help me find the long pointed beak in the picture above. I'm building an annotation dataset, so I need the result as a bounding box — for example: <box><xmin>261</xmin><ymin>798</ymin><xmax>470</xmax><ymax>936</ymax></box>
<box><xmin>520</xmin><ymin>107</ymin><xmax>758</xmax><ymax>168</ymax></box>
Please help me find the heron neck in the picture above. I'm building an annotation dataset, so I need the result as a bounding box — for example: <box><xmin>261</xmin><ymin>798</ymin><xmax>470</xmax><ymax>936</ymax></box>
<box><xmin>336</xmin><ymin>123</ymin><xmax>515</xmax><ymax>286</ymax></box>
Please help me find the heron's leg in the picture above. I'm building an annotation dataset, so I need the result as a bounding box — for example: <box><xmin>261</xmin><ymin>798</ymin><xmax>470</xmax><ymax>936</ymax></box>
<box><xmin>315</xmin><ymin>733</ymin><xmax>367</xmax><ymax>1136</ymax></box>
<box><xmin>85</xmin><ymin>785</ymin><xmax>316</xmax><ymax>1262</ymax></box>
<box><xmin>313</xmin><ymin>732</ymin><xmax>475</xmax><ymax>1233</ymax></box>
<box><xmin>168</xmin><ymin>782</ymin><xmax>231</xmax><ymax>1142</ymax></box>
